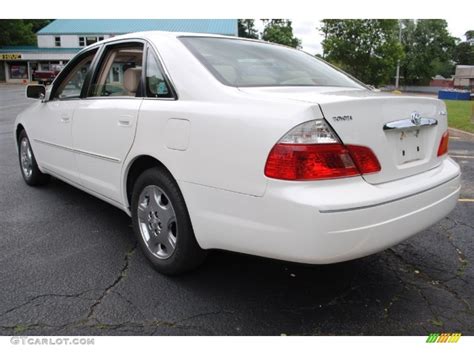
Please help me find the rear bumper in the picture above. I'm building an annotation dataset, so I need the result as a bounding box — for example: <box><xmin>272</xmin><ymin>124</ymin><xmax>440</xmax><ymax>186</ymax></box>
<box><xmin>181</xmin><ymin>157</ymin><xmax>461</xmax><ymax>264</ymax></box>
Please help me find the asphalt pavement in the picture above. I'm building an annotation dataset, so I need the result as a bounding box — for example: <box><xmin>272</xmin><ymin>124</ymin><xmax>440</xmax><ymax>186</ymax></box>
<box><xmin>0</xmin><ymin>84</ymin><xmax>473</xmax><ymax>335</ymax></box>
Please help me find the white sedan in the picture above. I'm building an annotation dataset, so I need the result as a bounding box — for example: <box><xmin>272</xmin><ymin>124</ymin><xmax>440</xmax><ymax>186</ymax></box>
<box><xmin>15</xmin><ymin>32</ymin><xmax>461</xmax><ymax>274</ymax></box>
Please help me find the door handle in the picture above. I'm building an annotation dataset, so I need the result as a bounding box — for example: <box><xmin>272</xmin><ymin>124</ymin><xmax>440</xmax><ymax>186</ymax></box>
<box><xmin>60</xmin><ymin>115</ymin><xmax>71</xmax><ymax>123</ymax></box>
<box><xmin>118</xmin><ymin>119</ymin><xmax>131</xmax><ymax>127</ymax></box>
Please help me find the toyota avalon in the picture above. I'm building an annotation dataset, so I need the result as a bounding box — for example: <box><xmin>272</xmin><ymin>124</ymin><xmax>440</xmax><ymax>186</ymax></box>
<box><xmin>15</xmin><ymin>32</ymin><xmax>461</xmax><ymax>274</ymax></box>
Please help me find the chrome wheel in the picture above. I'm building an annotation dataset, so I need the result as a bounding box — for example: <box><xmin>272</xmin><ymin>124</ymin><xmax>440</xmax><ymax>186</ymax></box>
<box><xmin>20</xmin><ymin>137</ymin><xmax>33</xmax><ymax>178</ymax></box>
<box><xmin>137</xmin><ymin>185</ymin><xmax>178</xmax><ymax>259</ymax></box>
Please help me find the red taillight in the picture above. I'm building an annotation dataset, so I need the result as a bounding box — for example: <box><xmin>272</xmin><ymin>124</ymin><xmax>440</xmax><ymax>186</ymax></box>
<box><xmin>437</xmin><ymin>131</ymin><xmax>449</xmax><ymax>157</ymax></box>
<box><xmin>265</xmin><ymin>119</ymin><xmax>381</xmax><ymax>180</ymax></box>
<box><xmin>346</xmin><ymin>145</ymin><xmax>381</xmax><ymax>174</ymax></box>
<box><xmin>264</xmin><ymin>143</ymin><xmax>380</xmax><ymax>180</ymax></box>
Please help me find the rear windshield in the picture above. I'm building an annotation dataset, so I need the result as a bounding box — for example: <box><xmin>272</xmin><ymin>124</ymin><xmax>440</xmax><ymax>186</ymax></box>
<box><xmin>180</xmin><ymin>37</ymin><xmax>363</xmax><ymax>88</ymax></box>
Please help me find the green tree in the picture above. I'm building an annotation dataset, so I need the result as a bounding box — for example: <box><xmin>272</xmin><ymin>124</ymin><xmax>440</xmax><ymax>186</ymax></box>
<box><xmin>261</xmin><ymin>19</ymin><xmax>301</xmax><ymax>48</ymax></box>
<box><xmin>454</xmin><ymin>42</ymin><xmax>474</xmax><ymax>65</ymax></box>
<box><xmin>0</xmin><ymin>19</ymin><xmax>52</xmax><ymax>47</ymax></box>
<box><xmin>238</xmin><ymin>19</ymin><xmax>259</xmax><ymax>39</ymax></box>
<box><xmin>27</xmin><ymin>19</ymin><xmax>52</xmax><ymax>33</ymax></box>
<box><xmin>0</xmin><ymin>20</ymin><xmax>36</xmax><ymax>46</ymax></box>
<box><xmin>465</xmin><ymin>30</ymin><xmax>474</xmax><ymax>41</ymax></box>
<box><xmin>320</xmin><ymin>19</ymin><xmax>403</xmax><ymax>86</ymax></box>
<box><xmin>400</xmin><ymin>19</ymin><xmax>457</xmax><ymax>84</ymax></box>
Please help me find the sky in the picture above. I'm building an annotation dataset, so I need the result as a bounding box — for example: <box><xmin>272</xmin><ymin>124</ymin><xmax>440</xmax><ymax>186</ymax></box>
<box><xmin>255</xmin><ymin>19</ymin><xmax>473</xmax><ymax>56</ymax></box>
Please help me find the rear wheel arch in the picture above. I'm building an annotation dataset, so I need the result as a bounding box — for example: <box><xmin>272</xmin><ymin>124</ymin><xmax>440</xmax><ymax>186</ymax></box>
<box><xmin>124</xmin><ymin>155</ymin><xmax>178</xmax><ymax>209</ymax></box>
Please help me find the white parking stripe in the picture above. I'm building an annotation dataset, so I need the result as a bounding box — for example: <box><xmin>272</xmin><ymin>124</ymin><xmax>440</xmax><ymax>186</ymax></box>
<box><xmin>451</xmin><ymin>155</ymin><xmax>474</xmax><ymax>159</ymax></box>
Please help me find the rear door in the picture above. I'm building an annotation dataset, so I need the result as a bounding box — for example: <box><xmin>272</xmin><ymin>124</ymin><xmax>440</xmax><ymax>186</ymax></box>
<box><xmin>71</xmin><ymin>41</ymin><xmax>144</xmax><ymax>203</ymax></box>
<box><xmin>320</xmin><ymin>95</ymin><xmax>448</xmax><ymax>184</ymax></box>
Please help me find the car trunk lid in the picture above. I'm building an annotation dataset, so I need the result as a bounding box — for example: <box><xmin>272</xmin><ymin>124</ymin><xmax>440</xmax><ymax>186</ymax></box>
<box><xmin>239</xmin><ymin>87</ymin><xmax>448</xmax><ymax>184</ymax></box>
<box><xmin>319</xmin><ymin>95</ymin><xmax>447</xmax><ymax>184</ymax></box>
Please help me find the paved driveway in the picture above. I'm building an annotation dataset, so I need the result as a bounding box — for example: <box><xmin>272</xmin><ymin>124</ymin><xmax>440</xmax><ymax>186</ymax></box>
<box><xmin>0</xmin><ymin>85</ymin><xmax>473</xmax><ymax>335</ymax></box>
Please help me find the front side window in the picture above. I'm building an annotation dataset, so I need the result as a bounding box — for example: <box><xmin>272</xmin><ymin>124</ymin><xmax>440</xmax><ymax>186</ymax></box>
<box><xmin>145</xmin><ymin>49</ymin><xmax>173</xmax><ymax>98</ymax></box>
<box><xmin>89</xmin><ymin>43</ymin><xmax>144</xmax><ymax>97</ymax></box>
<box><xmin>53</xmin><ymin>50</ymin><xmax>97</xmax><ymax>99</ymax></box>
<box><xmin>180</xmin><ymin>37</ymin><xmax>363</xmax><ymax>88</ymax></box>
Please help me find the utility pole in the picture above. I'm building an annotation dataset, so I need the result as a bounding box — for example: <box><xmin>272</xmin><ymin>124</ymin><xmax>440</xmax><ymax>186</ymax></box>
<box><xmin>395</xmin><ymin>20</ymin><xmax>402</xmax><ymax>89</ymax></box>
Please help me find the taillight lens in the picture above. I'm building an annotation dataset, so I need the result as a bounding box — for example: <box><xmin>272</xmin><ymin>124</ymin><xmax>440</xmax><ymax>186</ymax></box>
<box><xmin>265</xmin><ymin>143</ymin><xmax>359</xmax><ymax>180</ymax></box>
<box><xmin>264</xmin><ymin>119</ymin><xmax>381</xmax><ymax>181</ymax></box>
<box><xmin>437</xmin><ymin>131</ymin><xmax>449</xmax><ymax>157</ymax></box>
<box><xmin>346</xmin><ymin>145</ymin><xmax>381</xmax><ymax>174</ymax></box>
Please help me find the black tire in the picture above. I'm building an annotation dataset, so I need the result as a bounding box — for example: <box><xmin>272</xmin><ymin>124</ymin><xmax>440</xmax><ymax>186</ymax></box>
<box><xmin>18</xmin><ymin>130</ymin><xmax>50</xmax><ymax>186</ymax></box>
<box><xmin>131</xmin><ymin>167</ymin><xmax>207</xmax><ymax>275</ymax></box>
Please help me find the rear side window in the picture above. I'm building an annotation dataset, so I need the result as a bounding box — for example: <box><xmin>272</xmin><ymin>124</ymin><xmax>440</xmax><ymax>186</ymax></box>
<box><xmin>180</xmin><ymin>37</ymin><xmax>363</xmax><ymax>88</ymax></box>
<box><xmin>145</xmin><ymin>49</ymin><xmax>173</xmax><ymax>98</ymax></box>
<box><xmin>89</xmin><ymin>43</ymin><xmax>144</xmax><ymax>97</ymax></box>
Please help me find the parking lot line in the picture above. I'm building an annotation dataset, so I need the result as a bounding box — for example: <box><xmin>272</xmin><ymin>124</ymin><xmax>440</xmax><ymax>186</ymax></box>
<box><xmin>458</xmin><ymin>198</ymin><xmax>474</xmax><ymax>202</ymax></box>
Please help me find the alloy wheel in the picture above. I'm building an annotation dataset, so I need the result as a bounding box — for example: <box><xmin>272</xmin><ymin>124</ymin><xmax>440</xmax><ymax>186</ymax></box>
<box><xmin>137</xmin><ymin>185</ymin><xmax>178</xmax><ymax>259</ymax></box>
<box><xmin>20</xmin><ymin>137</ymin><xmax>33</xmax><ymax>178</ymax></box>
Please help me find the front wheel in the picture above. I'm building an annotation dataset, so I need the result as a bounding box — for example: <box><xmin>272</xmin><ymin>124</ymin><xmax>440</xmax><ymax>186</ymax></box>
<box><xmin>131</xmin><ymin>167</ymin><xmax>207</xmax><ymax>275</ymax></box>
<box><xmin>18</xmin><ymin>130</ymin><xmax>50</xmax><ymax>186</ymax></box>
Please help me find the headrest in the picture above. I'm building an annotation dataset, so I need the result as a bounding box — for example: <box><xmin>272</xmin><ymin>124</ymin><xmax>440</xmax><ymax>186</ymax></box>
<box><xmin>123</xmin><ymin>67</ymin><xmax>142</xmax><ymax>94</ymax></box>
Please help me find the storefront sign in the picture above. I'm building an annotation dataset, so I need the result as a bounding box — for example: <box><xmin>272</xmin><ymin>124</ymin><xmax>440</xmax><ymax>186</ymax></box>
<box><xmin>0</xmin><ymin>53</ymin><xmax>22</xmax><ymax>60</ymax></box>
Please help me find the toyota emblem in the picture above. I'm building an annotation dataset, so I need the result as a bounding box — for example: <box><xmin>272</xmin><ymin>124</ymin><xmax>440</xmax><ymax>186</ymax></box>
<box><xmin>410</xmin><ymin>112</ymin><xmax>422</xmax><ymax>126</ymax></box>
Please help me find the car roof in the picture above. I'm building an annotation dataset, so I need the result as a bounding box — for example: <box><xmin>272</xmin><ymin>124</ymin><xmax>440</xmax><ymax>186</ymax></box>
<box><xmin>79</xmin><ymin>30</ymin><xmax>311</xmax><ymax>61</ymax></box>
<box><xmin>102</xmin><ymin>30</ymin><xmax>237</xmax><ymax>42</ymax></box>
<box><xmin>75</xmin><ymin>31</ymin><xmax>243</xmax><ymax>57</ymax></box>
<box><xmin>95</xmin><ymin>30</ymin><xmax>267</xmax><ymax>47</ymax></box>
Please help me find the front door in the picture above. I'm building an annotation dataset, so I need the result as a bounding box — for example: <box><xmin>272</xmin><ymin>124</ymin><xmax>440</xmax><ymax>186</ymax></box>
<box><xmin>31</xmin><ymin>49</ymin><xmax>98</xmax><ymax>183</ymax></box>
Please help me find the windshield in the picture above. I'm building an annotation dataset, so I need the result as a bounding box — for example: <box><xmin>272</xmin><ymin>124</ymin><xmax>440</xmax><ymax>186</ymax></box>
<box><xmin>180</xmin><ymin>37</ymin><xmax>363</xmax><ymax>88</ymax></box>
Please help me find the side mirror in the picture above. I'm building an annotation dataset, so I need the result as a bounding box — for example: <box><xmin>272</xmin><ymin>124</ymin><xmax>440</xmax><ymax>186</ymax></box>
<box><xmin>26</xmin><ymin>85</ymin><xmax>46</xmax><ymax>100</ymax></box>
